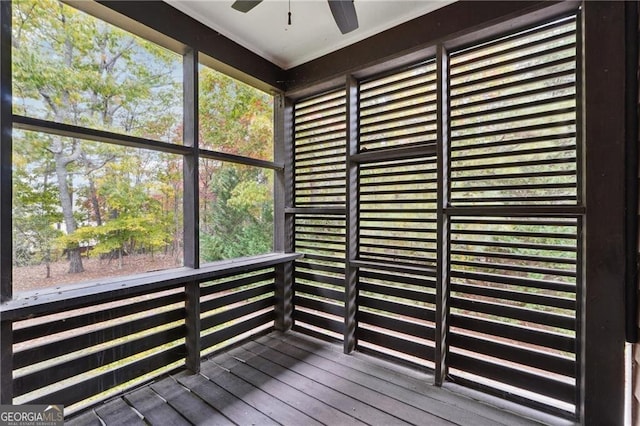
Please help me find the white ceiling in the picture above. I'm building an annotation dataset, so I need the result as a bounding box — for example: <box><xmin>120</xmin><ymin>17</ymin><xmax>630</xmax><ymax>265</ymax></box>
<box><xmin>164</xmin><ymin>0</ymin><xmax>455</xmax><ymax>69</ymax></box>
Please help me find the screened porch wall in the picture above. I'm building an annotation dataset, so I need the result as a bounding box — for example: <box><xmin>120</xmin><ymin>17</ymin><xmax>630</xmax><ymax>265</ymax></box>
<box><xmin>289</xmin><ymin>11</ymin><xmax>582</xmax><ymax>420</ymax></box>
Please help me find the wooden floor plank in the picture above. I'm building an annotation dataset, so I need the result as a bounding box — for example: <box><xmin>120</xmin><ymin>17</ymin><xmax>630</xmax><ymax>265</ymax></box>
<box><xmin>276</xmin><ymin>332</ymin><xmax>535</xmax><ymax>425</ymax></box>
<box><xmin>246</xmin><ymin>340</ymin><xmax>455</xmax><ymax>425</ymax></box>
<box><xmin>275</xmin><ymin>332</ymin><xmax>546</xmax><ymax>426</ymax></box>
<box><xmin>94</xmin><ymin>398</ymin><xmax>146</xmax><ymax>426</ymax></box>
<box><xmin>124</xmin><ymin>387</ymin><xmax>190</xmax><ymax>426</ymax></box>
<box><xmin>212</xmin><ymin>350</ymin><xmax>368</xmax><ymax>426</ymax></box>
<box><xmin>230</xmin><ymin>346</ymin><xmax>410</xmax><ymax>425</ymax></box>
<box><xmin>64</xmin><ymin>409</ymin><xmax>102</xmax><ymax>426</ymax></box>
<box><xmin>150</xmin><ymin>376</ymin><xmax>235</xmax><ymax>426</ymax></box>
<box><xmin>262</xmin><ymin>334</ymin><xmax>514</xmax><ymax>426</ymax></box>
<box><xmin>177</xmin><ymin>372</ymin><xmax>279</xmax><ymax>426</ymax></box>
<box><xmin>201</xmin><ymin>359</ymin><xmax>324</xmax><ymax>426</ymax></box>
<box><xmin>67</xmin><ymin>330</ymin><xmax>566</xmax><ymax>426</ymax></box>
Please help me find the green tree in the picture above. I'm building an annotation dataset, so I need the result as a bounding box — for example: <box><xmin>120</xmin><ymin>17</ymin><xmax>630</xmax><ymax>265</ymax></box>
<box><xmin>12</xmin><ymin>152</ymin><xmax>62</xmax><ymax>277</ymax></box>
<box><xmin>200</xmin><ymin>165</ymin><xmax>272</xmax><ymax>261</ymax></box>
<box><xmin>59</xmin><ymin>153</ymin><xmax>173</xmax><ymax>268</ymax></box>
<box><xmin>12</xmin><ymin>0</ymin><xmax>181</xmax><ymax>273</ymax></box>
<box><xmin>198</xmin><ymin>68</ymin><xmax>274</xmax><ymax>261</ymax></box>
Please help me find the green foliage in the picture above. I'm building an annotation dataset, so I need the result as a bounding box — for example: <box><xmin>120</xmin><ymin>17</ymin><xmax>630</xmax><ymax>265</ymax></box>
<box><xmin>200</xmin><ymin>165</ymin><xmax>273</xmax><ymax>262</ymax></box>
<box><xmin>11</xmin><ymin>0</ymin><xmax>183</xmax><ymax>273</ymax></box>
<box><xmin>199</xmin><ymin>68</ymin><xmax>273</xmax><ymax>160</ymax></box>
<box><xmin>11</xmin><ymin>0</ymin><xmax>275</xmax><ymax>279</ymax></box>
<box><xmin>12</xmin><ymin>163</ymin><xmax>63</xmax><ymax>267</ymax></box>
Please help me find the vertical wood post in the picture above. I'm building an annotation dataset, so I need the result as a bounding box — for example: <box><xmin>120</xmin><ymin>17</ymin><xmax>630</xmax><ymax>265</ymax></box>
<box><xmin>581</xmin><ymin>2</ymin><xmax>626</xmax><ymax>424</ymax></box>
<box><xmin>0</xmin><ymin>0</ymin><xmax>13</xmax><ymax>404</ymax></box>
<box><xmin>275</xmin><ymin>94</ymin><xmax>294</xmax><ymax>331</ymax></box>
<box><xmin>183</xmin><ymin>48</ymin><xmax>201</xmax><ymax>373</ymax></box>
<box><xmin>624</xmin><ymin>0</ymin><xmax>639</xmax><ymax>345</ymax></box>
<box><xmin>344</xmin><ymin>76</ymin><xmax>359</xmax><ymax>354</ymax></box>
<box><xmin>435</xmin><ymin>44</ymin><xmax>451</xmax><ymax>386</ymax></box>
<box><xmin>1</xmin><ymin>0</ymin><xmax>12</xmax><ymax>303</ymax></box>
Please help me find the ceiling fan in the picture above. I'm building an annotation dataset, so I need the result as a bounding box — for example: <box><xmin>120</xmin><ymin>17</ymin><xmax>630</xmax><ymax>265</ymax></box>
<box><xmin>231</xmin><ymin>0</ymin><xmax>359</xmax><ymax>34</ymax></box>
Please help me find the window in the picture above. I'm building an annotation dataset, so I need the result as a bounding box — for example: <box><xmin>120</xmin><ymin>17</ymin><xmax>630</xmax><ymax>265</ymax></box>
<box><xmin>9</xmin><ymin>0</ymin><xmax>277</xmax><ymax>294</ymax></box>
<box><xmin>198</xmin><ymin>64</ymin><xmax>275</xmax><ymax>264</ymax></box>
<box><xmin>12</xmin><ymin>0</ymin><xmax>182</xmax><ymax>142</ymax></box>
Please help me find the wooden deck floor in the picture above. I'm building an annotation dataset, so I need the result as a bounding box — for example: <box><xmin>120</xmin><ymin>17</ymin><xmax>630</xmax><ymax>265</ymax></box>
<box><xmin>66</xmin><ymin>331</ymin><xmax>568</xmax><ymax>426</ymax></box>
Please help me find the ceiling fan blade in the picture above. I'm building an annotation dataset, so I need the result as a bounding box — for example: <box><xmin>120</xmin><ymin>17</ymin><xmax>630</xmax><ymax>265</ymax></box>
<box><xmin>327</xmin><ymin>0</ymin><xmax>359</xmax><ymax>34</ymax></box>
<box><xmin>231</xmin><ymin>0</ymin><xmax>263</xmax><ymax>13</ymax></box>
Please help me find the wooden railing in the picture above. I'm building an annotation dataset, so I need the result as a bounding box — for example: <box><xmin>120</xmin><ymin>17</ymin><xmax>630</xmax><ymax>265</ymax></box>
<box><xmin>0</xmin><ymin>253</ymin><xmax>300</xmax><ymax>415</ymax></box>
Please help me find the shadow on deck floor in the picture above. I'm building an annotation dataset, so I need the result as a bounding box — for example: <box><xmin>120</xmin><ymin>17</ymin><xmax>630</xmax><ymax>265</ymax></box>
<box><xmin>66</xmin><ymin>331</ymin><xmax>574</xmax><ymax>425</ymax></box>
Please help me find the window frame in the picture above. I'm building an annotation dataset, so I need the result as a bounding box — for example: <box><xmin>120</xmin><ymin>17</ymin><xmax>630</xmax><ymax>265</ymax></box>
<box><xmin>1</xmin><ymin>0</ymin><xmax>284</xmax><ymax>301</ymax></box>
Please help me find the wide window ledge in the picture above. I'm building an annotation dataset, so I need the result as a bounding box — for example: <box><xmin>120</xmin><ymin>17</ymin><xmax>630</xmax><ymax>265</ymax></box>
<box><xmin>1</xmin><ymin>252</ymin><xmax>302</xmax><ymax>321</ymax></box>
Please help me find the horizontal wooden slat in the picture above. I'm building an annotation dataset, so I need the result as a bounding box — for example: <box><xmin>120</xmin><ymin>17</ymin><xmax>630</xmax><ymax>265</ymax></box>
<box><xmin>450</xmin><ymin>282</ymin><xmax>575</xmax><ymax>309</ymax></box>
<box><xmin>13</xmin><ymin>291</ymin><xmax>184</xmax><ymax>344</ymax></box>
<box><xmin>27</xmin><ymin>345</ymin><xmax>185</xmax><ymax>407</ymax></box>
<box><xmin>358</xmin><ymin>328</ymin><xmax>434</xmax><ymax>361</ymax></box>
<box><xmin>359</xmin><ymin>281</ymin><xmax>435</xmax><ymax>305</ymax></box>
<box><xmin>449</xmin><ymin>332</ymin><xmax>574</xmax><ymax>377</ymax></box>
<box><xmin>295</xmin><ymin>263</ymin><xmax>344</xmax><ymax>277</ymax></box>
<box><xmin>294</xmin><ymin>283</ymin><xmax>343</xmax><ymax>302</ymax></box>
<box><xmin>450</xmin><ymin>296</ymin><xmax>575</xmax><ymax>331</ymax></box>
<box><xmin>14</xmin><ymin>325</ymin><xmax>185</xmax><ymax>396</ymax></box>
<box><xmin>294</xmin><ymin>296</ymin><xmax>344</xmax><ymax>318</ymax></box>
<box><xmin>451</xmin><ymin>313</ymin><xmax>575</xmax><ymax>353</ymax></box>
<box><xmin>201</xmin><ymin>298</ymin><xmax>274</xmax><ymax>331</ymax></box>
<box><xmin>359</xmin><ymin>311</ymin><xmax>435</xmax><ymax>341</ymax></box>
<box><xmin>293</xmin><ymin>310</ymin><xmax>344</xmax><ymax>335</ymax></box>
<box><xmin>200</xmin><ymin>271</ymin><xmax>275</xmax><ymax>297</ymax></box>
<box><xmin>201</xmin><ymin>311</ymin><xmax>274</xmax><ymax>351</ymax></box>
<box><xmin>359</xmin><ymin>268</ymin><xmax>437</xmax><ymax>288</ymax></box>
<box><xmin>448</xmin><ymin>352</ymin><xmax>575</xmax><ymax>404</ymax></box>
<box><xmin>359</xmin><ymin>296</ymin><xmax>435</xmax><ymax>322</ymax></box>
<box><xmin>295</xmin><ymin>268</ymin><xmax>345</xmax><ymax>286</ymax></box>
<box><xmin>201</xmin><ymin>285</ymin><xmax>274</xmax><ymax>313</ymax></box>
<box><xmin>14</xmin><ymin>308</ymin><xmax>185</xmax><ymax>369</ymax></box>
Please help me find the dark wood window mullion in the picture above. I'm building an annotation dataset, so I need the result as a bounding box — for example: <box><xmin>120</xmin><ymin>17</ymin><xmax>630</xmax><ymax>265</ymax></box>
<box><xmin>0</xmin><ymin>0</ymin><xmax>11</xmax><ymax>303</ymax></box>
<box><xmin>435</xmin><ymin>44</ymin><xmax>451</xmax><ymax>386</ymax></box>
<box><xmin>574</xmin><ymin>10</ymin><xmax>584</xmax><ymax>420</ymax></box>
<box><xmin>183</xmin><ymin>48</ymin><xmax>200</xmax><ymax>373</ymax></box>
<box><xmin>345</xmin><ymin>75</ymin><xmax>359</xmax><ymax>353</ymax></box>
<box><xmin>275</xmin><ymin>94</ymin><xmax>295</xmax><ymax>332</ymax></box>
<box><xmin>0</xmin><ymin>0</ymin><xmax>13</xmax><ymax>404</ymax></box>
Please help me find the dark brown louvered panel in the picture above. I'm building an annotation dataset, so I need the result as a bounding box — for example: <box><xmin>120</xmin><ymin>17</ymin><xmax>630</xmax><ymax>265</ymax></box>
<box><xmin>447</xmin><ymin>16</ymin><xmax>580</xmax><ymax>417</ymax></box>
<box><xmin>294</xmin><ymin>90</ymin><xmax>346</xmax><ymax>208</ymax></box>
<box><xmin>357</xmin><ymin>268</ymin><xmax>436</xmax><ymax>367</ymax></box>
<box><xmin>293</xmin><ymin>215</ymin><xmax>346</xmax><ymax>340</ymax></box>
<box><xmin>449</xmin><ymin>17</ymin><xmax>578</xmax><ymax>207</ymax></box>
<box><xmin>355</xmin><ymin>62</ymin><xmax>438</xmax><ymax>367</ymax></box>
<box><xmin>359</xmin><ymin>157</ymin><xmax>437</xmax><ymax>268</ymax></box>
<box><xmin>292</xmin><ymin>90</ymin><xmax>347</xmax><ymax>341</ymax></box>
<box><xmin>359</xmin><ymin>61</ymin><xmax>437</xmax><ymax>152</ymax></box>
<box><xmin>448</xmin><ymin>216</ymin><xmax>578</xmax><ymax>413</ymax></box>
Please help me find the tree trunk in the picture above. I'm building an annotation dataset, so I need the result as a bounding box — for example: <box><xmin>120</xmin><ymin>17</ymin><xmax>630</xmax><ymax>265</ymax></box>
<box><xmin>88</xmin><ymin>178</ymin><xmax>102</xmax><ymax>226</ymax></box>
<box><xmin>55</xmin><ymin>152</ymin><xmax>84</xmax><ymax>273</ymax></box>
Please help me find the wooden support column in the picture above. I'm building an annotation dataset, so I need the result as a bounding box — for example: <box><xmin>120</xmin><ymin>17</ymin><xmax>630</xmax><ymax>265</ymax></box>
<box><xmin>344</xmin><ymin>76</ymin><xmax>359</xmax><ymax>354</ymax></box>
<box><xmin>0</xmin><ymin>0</ymin><xmax>13</xmax><ymax>404</ymax></box>
<box><xmin>581</xmin><ymin>2</ymin><xmax>626</xmax><ymax>424</ymax></box>
<box><xmin>1</xmin><ymin>0</ymin><xmax>11</xmax><ymax>303</ymax></box>
<box><xmin>183</xmin><ymin>48</ymin><xmax>201</xmax><ymax>373</ymax></box>
<box><xmin>435</xmin><ymin>44</ymin><xmax>451</xmax><ymax>386</ymax></box>
<box><xmin>274</xmin><ymin>94</ymin><xmax>294</xmax><ymax>332</ymax></box>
